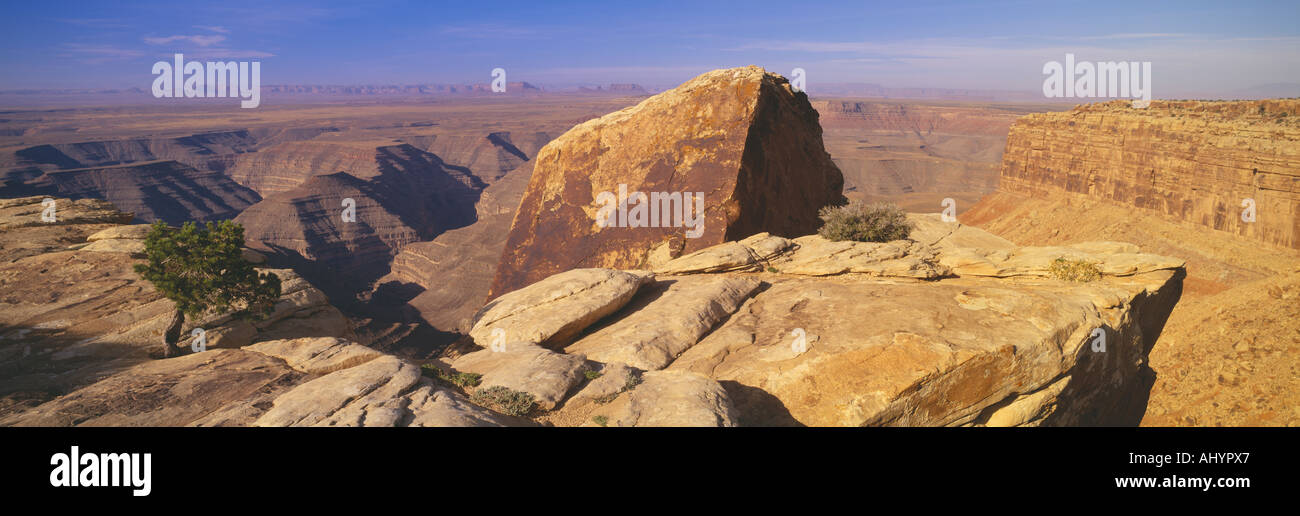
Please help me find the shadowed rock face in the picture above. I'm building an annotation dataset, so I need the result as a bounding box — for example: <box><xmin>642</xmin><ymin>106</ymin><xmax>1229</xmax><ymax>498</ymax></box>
<box><xmin>9</xmin><ymin>160</ymin><xmax>261</xmax><ymax>224</ymax></box>
<box><xmin>375</xmin><ymin>161</ymin><xmax>534</xmax><ymax>333</ymax></box>
<box><xmin>234</xmin><ymin>145</ymin><xmax>485</xmax><ymax>299</ymax></box>
<box><xmin>489</xmin><ymin>66</ymin><xmax>845</xmax><ymax>298</ymax></box>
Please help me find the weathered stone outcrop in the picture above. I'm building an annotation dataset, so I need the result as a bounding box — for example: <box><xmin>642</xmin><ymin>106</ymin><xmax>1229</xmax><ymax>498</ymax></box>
<box><xmin>449</xmin><ymin>342</ymin><xmax>589</xmax><ymax>410</ymax></box>
<box><xmin>468</xmin><ymin>268</ymin><xmax>653</xmax><ymax>348</ymax></box>
<box><xmin>993</xmin><ymin>99</ymin><xmax>1300</xmax><ymax>250</ymax></box>
<box><xmin>456</xmin><ymin>215</ymin><xmax>1184</xmax><ymax>427</ymax></box>
<box><xmin>490</xmin><ymin>66</ymin><xmax>845</xmax><ymax>297</ymax></box>
<box><xmin>2</xmin><ymin>336</ymin><xmax>522</xmax><ymax>427</ymax></box>
<box><xmin>0</xmin><ymin>198</ymin><xmax>352</xmax><ymax>418</ymax></box>
<box><xmin>565</xmin><ymin>275</ymin><xmax>762</xmax><ymax>370</ymax></box>
<box><xmin>594</xmin><ymin>370</ymin><xmax>739</xmax><ymax>427</ymax></box>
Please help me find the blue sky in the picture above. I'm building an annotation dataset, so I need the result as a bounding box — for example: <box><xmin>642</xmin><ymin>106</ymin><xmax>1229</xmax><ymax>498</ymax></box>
<box><xmin>2</xmin><ymin>0</ymin><xmax>1298</xmax><ymax>96</ymax></box>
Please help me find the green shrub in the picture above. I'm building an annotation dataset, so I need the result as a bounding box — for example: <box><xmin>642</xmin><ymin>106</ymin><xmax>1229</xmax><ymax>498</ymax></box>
<box><xmin>816</xmin><ymin>202</ymin><xmax>913</xmax><ymax>242</ymax></box>
<box><xmin>622</xmin><ymin>373</ymin><xmax>642</xmax><ymax>391</ymax></box>
<box><xmin>592</xmin><ymin>415</ymin><xmax>609</xmax><ymax>427</ymax></box>
<box><xmin>421</xmin><ymin>365</ymin><xmax>482</xmax><ymax>388</ymax></box>
<box><xmin>584</xmin><ymin>370</ymin><xmax>603</xmax><ymax>381</ymax></box>
<box><xmin>1048</xmin><ymin>257</ymin><xmax>1102</xmax><ymax>282</ymax></box>
<box><xmin>471</xmin><ymin>386</ymin><xmax>536</xmax><ymax>416</ymax></box>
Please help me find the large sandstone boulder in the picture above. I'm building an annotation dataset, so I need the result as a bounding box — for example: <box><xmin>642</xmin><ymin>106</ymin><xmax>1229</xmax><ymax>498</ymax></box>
<box><xmin>468</xmin><ymin>268</ymin><xmax>652</xmax><ymax>348</ymax></box>
<box><xmin>597</xmin><ymin>370</ymin><xmax>739</xmax><ymax>427</ymax></box>
<box><xmin>490</xmin><ymin>66</ymin><xmax>844</xmax><ymax>297</ymax></box>
<box><xmin>449</xmin><ymin>343</ymin><xmax>589</xmax><ymax>410</ymax></box>
<box><xmin>565</xmin><ymin>276</ymin><xmax>762</xmax><ymax>370</ymax></box>
<box><xmin>254</xmin><ymin>355</ymin><xmax>422</xmax><ymax>427</ymax></box>
<box><xmin>245</xmin><ymin>337</ymin><xmax>384</xmax><ymax>375</ymax></box>
<box><xmin>653</xmin><ymin>233</ymin><xmax>796</xmax><ymax>274</ymax></box>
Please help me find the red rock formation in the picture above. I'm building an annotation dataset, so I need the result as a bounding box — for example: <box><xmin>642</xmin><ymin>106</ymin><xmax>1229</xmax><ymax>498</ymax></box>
<box><xmin>989</xmin><ymin>99</ymin><xmax>1300</xmax><ymax>250</ymax></box>
<box><xmin>489</xmin><ymin>66</ymin><xmax>845</xmax><ymax>297</ymax></box>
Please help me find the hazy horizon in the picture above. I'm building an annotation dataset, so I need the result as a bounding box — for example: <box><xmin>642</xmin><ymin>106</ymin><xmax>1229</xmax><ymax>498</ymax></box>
<box><xmin>2</xmin><ymin>0</ymin><xmax>1299</xmax><ymax>99</ymax></box>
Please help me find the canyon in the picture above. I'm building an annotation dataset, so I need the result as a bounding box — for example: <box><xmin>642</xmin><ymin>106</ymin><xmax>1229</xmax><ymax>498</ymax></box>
<box><xmin>0</xmin><ymin>67</ymin><xmax>1292</xmax><ymax>427</ymax></box>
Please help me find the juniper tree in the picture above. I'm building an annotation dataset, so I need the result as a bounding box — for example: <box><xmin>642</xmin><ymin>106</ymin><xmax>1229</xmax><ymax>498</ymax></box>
<box><xmin>133</xmin><ymin>220</ymin><xmax>281</xmax><ymax>358</ymax></box>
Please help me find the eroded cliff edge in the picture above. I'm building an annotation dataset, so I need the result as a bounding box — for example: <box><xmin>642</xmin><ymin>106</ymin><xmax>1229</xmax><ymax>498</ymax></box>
<box><xmin>990</xmin><ymin>100</ymin><xmax>1300</xmax><ymax>250</ymax></box>
<box><xmin>963</xmin><ymin>99</ymin><xmax>1300</xmax><ymax>426</ymax></box>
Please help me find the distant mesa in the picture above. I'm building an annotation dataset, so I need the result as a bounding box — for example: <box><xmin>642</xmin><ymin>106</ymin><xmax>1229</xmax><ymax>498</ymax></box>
<box><xmin>576</xmin><ymin>83</ymin><xmax>649</xmax><ymax>95</ymax></box>
<box><xmin>263</xmin><ymin>82</ymin><xmax>543</xmax><ymax>96</ymax></box>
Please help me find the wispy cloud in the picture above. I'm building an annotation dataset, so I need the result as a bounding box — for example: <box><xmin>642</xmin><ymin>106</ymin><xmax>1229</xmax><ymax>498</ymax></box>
<box><xmin>1080</xmin><ymin>33</ymin><xmax>1189</xmax><ymax>40</ymax></box>
<box><xmin>56</xmin><ymin>18</ymin><xmax>131</xmax><ymax>29</ymax></box>
<box><xmin>193</xmin><ymin>25</ymin><xmax>230</xmax><ymax>34</ymax></box>
<box><xmin>176</xmin><ymin>48</ymin><xmax>276</xmax><ymax>59</ymax></box>
<box><xmin>59</xmin><ymin>43</ymin><xmax>146</xmax><ymax>64</ymax></box>
<box><xmin>143</xmin><ymin>34</ymin><xmax>227</xmax><ymax>47</ymax></box>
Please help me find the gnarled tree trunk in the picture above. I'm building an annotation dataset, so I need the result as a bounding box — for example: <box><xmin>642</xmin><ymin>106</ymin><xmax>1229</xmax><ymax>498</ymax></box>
<box><xmin>161</xmin><ymin>309</ymin><xmax>184</xmax><ymax>359</ymax></box>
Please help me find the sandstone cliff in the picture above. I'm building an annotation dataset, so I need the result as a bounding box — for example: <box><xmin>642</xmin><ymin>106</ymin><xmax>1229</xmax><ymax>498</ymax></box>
<box><xmin>962</xmin><ymin>99</ymin><xmax>1300</xmax><ymax>427</ymax></box>
<box><xmin>489</xmin><ymin>66</ymin><xmax>845</xmax><ymax>298</ymax></box>
<box><xmin>992</xmin><ymin>99</ymin><xmax>1300</xmax><ymax>250</ymax></box>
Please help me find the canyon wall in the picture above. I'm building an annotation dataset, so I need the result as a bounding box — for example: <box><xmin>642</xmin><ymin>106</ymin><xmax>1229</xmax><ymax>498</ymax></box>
<box><xmin>963</xmin><ymin>99</ymin><xmax>1300</xmax><ymax>427</ymax></box>
<box><xmin>992</xmin><ymin>99</ymin><xmax>1300</xmax><ymax>250</ymax></box>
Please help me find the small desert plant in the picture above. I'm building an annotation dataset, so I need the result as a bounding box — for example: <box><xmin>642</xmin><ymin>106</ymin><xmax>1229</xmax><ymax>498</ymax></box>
<box><xmin>422</xmin><ymin>365</ymin><xmax>482</xmax><ymax>389</ymax></box>
<box><xmin>592</xmin><ymin>415</ymin><xmax>609</xmax><ymax>427</ymax></box>
<box><xmin>1048</xmin><ymin>257</ymin><xmax>1102</xmax><ymax>282</ymax></box>
<box><xmin>471</xmin><ymin>386</ymin><xmax>536</xmax><ymax>416</ymax></box>
<box><xmin>766</xmin><ymin>265</ymin><xmax>779</xmax><ymax>273</ymax></box>
<box><xmin>622</xmin><ymin>373</ymin><xmax>643</xmax><ymax>391</ymax></box>
<box><xmin>817</xmin><ymin>202</ymin><xmax>913</xmax><ymax>242</ymax></box>
<box><xmin>584</xmin><ymin>370</ymin><xmax>603</xmax><ymax>381</ymax></box>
